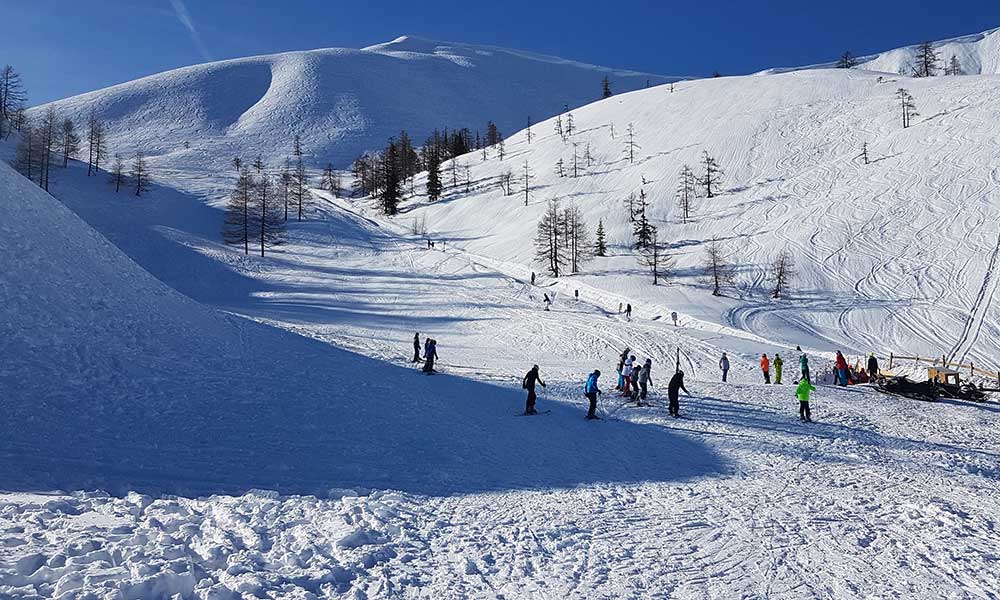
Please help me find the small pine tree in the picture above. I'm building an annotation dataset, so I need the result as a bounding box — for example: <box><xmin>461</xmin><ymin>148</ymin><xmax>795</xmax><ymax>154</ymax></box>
<box><xmin>554</xmin><ymin>114</ymin><xmax>564</xmax><ymax>141</ymax></box>
<box><xmin>912</xmin><ymin>42</ymin><xmax>939</xmax><ymax>77</ymax></box>
<box><xmin>555</xmin><ymin>157</ymin><xmax>565</xmax><ymax>178</ymax></box>
<box><xmin>632</xmin><ymin>189</ymin><xmax>654</xmax><ymax>249</ymax></box>
<box><xmin>624</xmin><ymin>122</ymin><xmax>640</xmax><ymax>164</ymax></box>
<box><xmin>522</xmin><ymin>159</ymin><xmax>533</xmax><ymax>206</ymax></box>
<box><xmin>253</xmin><ymin>155</ymin><xmax>264</xmax><ymax>173</ymax></box>
<box><xmin>897</xmin><ymin>88</ymin><xmax>918</xmax><ymax>129</ymax></box>
<box><xmin>594</xmin><ymin>219</ymin><xmax>607</xmax><ymax>256</ymax></box>
<box><xmin>770</xmin><ymin>249</ymin><xmax>796</xmax><ymax>298</ymax></box>
<box><xmin>676</xmin><ymin>165</ymin><xmax>696</xmax><ymax>222</ymax></box>
<box><xmin>639</xmin><ymin>227</ymin><xmax>673</xmax><ymax>285</ymax></box>
<box><xmin>836</xmin><ymin>51</ymin><xmax>858</xmax><ymax>69</ymax></box>
<box><xmin>535</xmin><ymin>199</ymin><xmax>566</xmax><ymax>277</ymax></box>
<box><xmin>565</xmin><ymin>112</ymin><xmax>575</xmax><ymax>136</ymax></box>
<box><xmin>601</xmin><ymin>76</ymin><xmax>613</xmax><ymax>99</ymax></box>
<box><xmin>703</xmin><ymin>237</ymin><xmax>734</xmax><ymax>296</ymax></box>
<box><xmin>130</xmin><ymin>151</ymin><xmax>150</xmax><ymax>196</ymax></box>
<box><xmin>426</xmin><ymin>151</ymin><xmax>443</xmax><ymax>201</ymax></box>
<box><xmin>701</xmin><ymin>151</ymin><xmax>723</xmax><ymax>198</ymax></box>
<box><xmin>223</xmin><ymin>167</ymin><xmax>255</xmax><ymax>255</ymax></box>
<box><xmin>526</xmin><ymin>116</ymin><xmax>533</xmax><ymax>144</ymax></box>
<box><xmin>255</xmin><ymin>174</ymin><xmax>285</xmax><ymax>257</ymax></box>
<box><xmin>109</xmin><ymin>153</ymin><xmax>126</xmax><ymax>193</ymax></box>
<box><xmin>944</xmin><ymin>55</ymin><xmax>964</xmax><ymax>76</ymax></box>
<box><xmin>59</xmin><ymin>118</ymin><xmax>80</xmax><ymax>167</ymax></box>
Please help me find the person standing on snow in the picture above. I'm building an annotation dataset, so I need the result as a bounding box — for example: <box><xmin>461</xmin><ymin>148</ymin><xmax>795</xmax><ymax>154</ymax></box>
<box><xmin>835</xmin><ymin>351</ymin><xmax>849</xmax><ymax>386</ymax></box>
<box><xmin>531</xmin><ymin>272</ymin><xmax>536</xmax><ymax>285</ymax></box>
<box><xmin>543</xmin><ymin>293</ymin><xmax>552</xmax><ymax>311</ymax></box>
<box><xmin>667</xmin><ymin>370</ymin><xmax>689</xmax><ymax>418</ymax></box>
<box><xmin>628</xmin><ymin>362</ymin><xmax>641</xmax><ymax>401</ymax></box>
<box><xmin>760</xmin><ymin>353</ymin><xmax>771</xmax><ymax>384</ymax></box>
<box><xmin>585</xmin><ymin>370</ymin><xmax>603</xmax><ymax>420</ymax></box>
<box><xmin>422</xmin><ymin>339</ymin><xmax>438</xmax><ymax>373</ymax></box>
<box><xmin>719</xmin><ymin>352</ymin><xmax>730</xmax><ymax>382</ymax></box>
<box><xmin>625</xmin><ymin>304</ymin><xmax>633</xmax><ymax>320</ymax></box>
<box><xmin>796</xmin><ymin>378</ymin><xmax>816</xmax><ymax>422</ymax></box>
<box><xmin>412</xmin><ymin>333</ymin><xmax>422</xmax><ymax>363</ymax></box>
<box><xmin>522</xmin><ymin>365</ymin><xmax>546</xmax><ymax>415</ymax></box>
<box><xmin>671</xmin><ymin>311</ymin><xmax>678</xmax><ymax>326</ymax></box>
<box><xmin>867</xmin><ymin>353</ymin><xmax>879</xmax><ymax>379</ymax></box>
<box><xmin>621</xmin><ymin>355</ymin><xmax>636</xmax><ymax>396</ymax></box>
<box><xmin>799</xmin><ymin>349</ymin><xmax>810</xmax><ymax>383</ymax></box>
<box><xmin>773</xmin><ymin>354</ymin><xmax>784</xmax><ymax>384</ymax></box>
<box><xmin>638</xmin><ymin>359</ymin><xmax>653</xmax><ymax>404</ymax></box>
<box><xmin>616</xmin><ymin>348</ymin><xmax>630</xmax><ymax>390</ymax></box>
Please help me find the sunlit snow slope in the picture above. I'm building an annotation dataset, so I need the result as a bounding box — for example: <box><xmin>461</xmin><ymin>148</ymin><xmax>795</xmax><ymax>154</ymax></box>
<box><xmin>400</xmin><ymin>67</ymin><xmax>1000</xmax><ymax>370</ymax></box>
<box><xmin>33</xmin><ymin>35</ymin><xmax>673</xmax><ymax>170</ymax></box>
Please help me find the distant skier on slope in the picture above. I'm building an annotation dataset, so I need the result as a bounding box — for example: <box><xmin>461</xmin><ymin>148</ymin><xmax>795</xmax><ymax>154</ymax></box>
<box><xmin>835</xmin><ymin>351</ymin><xmax>849</xmax><ymax>386</ymax></box>
<box><xmin>667</xmin><ymin>370</ymin><xmax>689</xmax><ymax>418</ymax></box>
<box><xmin>412</xmin><ymin>332</ymin><xmax>422</xmax><ymax>363</ymax></box>
<box><xmin>543</xmin><ymin>293</ymin><xmax>551</xmax><ymax>311</ymax></box>
<box><xmin>625</xmin><ymin>303</ymin><xmax>633</xmax><ymax>320</ymax></box>
<box><xmin>585</xmin><ymin>370</ymin><xmax>603</xmax><ymax>420</ymax></box>
<box><xmin>522</xmin><ymin>365</ymin><xmax>546</xmax><ymax>415</ymax></box>
<box><xmin>671</xmin><ymin>311</ymin><xmax>678</xmax><ymax>326</ymax></box>
<box><xmin>638</xmin><ymin>359</ymin><xmax>654</xmax><ymax>405</ymax></box>
<box><xmin>796</xmin><ymin>378</ymin><xmax>816</xmax><ymax>422</ymax></box>
<box><xmin>719</xmin><ymin>352</ymin><xmax>730</xmax><ymax>383</ymax></box>
<box><xmin>773</xmin><ymin>354</ymin><xmax>784</xmax><ymax>384</ymax></box>
<box><xmin>760</xmin><ymin>353</ymin><xmax>771</xmax><ymax>384</ymax></box>
<box><xmin>422</xmin><ymin>339</ymin><xmax>438</xmax><ymax>373</ymax></box>
<box><xmin>867</xmin><ymin>353</ymin><xmax>879</xmax><ymax>379</ymax></box>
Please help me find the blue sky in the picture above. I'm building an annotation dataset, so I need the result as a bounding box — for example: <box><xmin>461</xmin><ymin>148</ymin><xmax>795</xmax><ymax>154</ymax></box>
<box><xmin>5</xmin><ymin>0</ymin><xmax>1000</xmax><ymax>104</ymax></box>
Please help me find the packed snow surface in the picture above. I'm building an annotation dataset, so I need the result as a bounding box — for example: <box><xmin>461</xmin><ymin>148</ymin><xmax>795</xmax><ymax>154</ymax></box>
<box><xmin>4</xmin><ymin>33</ymin><xmax>1000</xmax><ymax>599</ymax></box>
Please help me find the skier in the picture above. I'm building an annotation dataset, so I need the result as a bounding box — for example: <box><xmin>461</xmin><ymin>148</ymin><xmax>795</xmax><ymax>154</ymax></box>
<box><xmin>543</xmin><ymin>293</ymin><xmax>551</xmax><ymax>311</ymax></box>
<box><xmin>760</xmin><ymin>353</ymin><xmax>771</xmax><ymax>384</ymax></box>
<box><xmin>799</xmin><ymin>350</ymin><xmax>810</xmax><ymax>383</ymax></box>
<box><xmin>531</xmin><ymin>272</ymin><xmax>536</xmax><ymax>285</ymax></box>
<box><xmin>671</xmin><ymin>311</ymin><xmax>678</xmax><ymax>326</ymax></box>
<box><xmin>422</xmin><ymin>339</ymin><xmax>438</xmax><ymax>373</ymax></box>
<box><xmin>719</xmin><ymin>352</ymin><xmax>730</xmax><ymax>383</ymax></box>
<box><xmin>796</xmin><ymin>378</ymin><xmax>816</xmax><ymax>422</ymax></box>
<box><xmin>575</xmin><ymin>289</ymin><xmax>579</xmax><ymax>301</ymax></box>
<box><xmin>773</xmin><ymin>354</ymin><xmax>783</xmax><ymax>384</ymax></box>
<box><xmin>638</xmin><ymin>358</ymin><xmax>653</xmax><ymax>405</ymax></box>
<box><xmin>412</xmin><ymin>332</ymin><xmax>422</xmax><ymax>363</ymax></box>
<box><xmin>621</xmin><ymin>355</ymin><xmax>635</xmax><ymax>397</ymax></box>
<box><xmin>835</xmin><ymin>351</ymin><xmax>848</xmax><ymax>386</ymax></box>
<box><xmin>628</xmin><ymin>362</ymin><xmax>641</xmax><ymax>401</ymax></box>
<box><xmin>522</xmin><ymin>365</ymin><xmax>546</xmax><ymax>415</ymax></box>
<box><xmin>867</xmin><ymin>352</ymin><xmax>879</xmax><ymax>379</ymax></box>
<box><xmin>667</xmin><ymin>370</ymin><xmax>689</xmax><ymax>418</ymax></box>
<box><xmin>625</xmin><ymin>304</ymin><xmax>633</xmax><ymax>320</ymax></box>
<box><xmin>585</xmin><ymin>369</ymin><xmax>603</xmax><ymax>420</ymax></box>
<box><xmin>616</xmin><ymin>348</ymin><xmax>630</xmax><ymax>390</ymax></box>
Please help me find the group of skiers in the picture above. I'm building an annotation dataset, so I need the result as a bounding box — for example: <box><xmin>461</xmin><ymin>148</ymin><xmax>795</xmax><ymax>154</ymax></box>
<box><xmin>412</xmin><ymin>333</ymin><xmax>438</xmax><ymax>374</ymax></box>
<box><xmin>410</xmin><ymin>332</ymin><xmax>876</xmax><ymax>424</ymax></box>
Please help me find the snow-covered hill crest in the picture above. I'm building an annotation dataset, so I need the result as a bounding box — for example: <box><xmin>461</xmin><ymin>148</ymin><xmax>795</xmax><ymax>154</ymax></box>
<box><xmin>33</xmin><ymin>36</ymin><xmax>674</xmax><ymax>171</ymax></box>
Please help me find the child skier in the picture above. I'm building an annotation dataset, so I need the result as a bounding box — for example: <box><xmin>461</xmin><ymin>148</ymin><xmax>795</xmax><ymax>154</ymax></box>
<box><xmin>585</xmin><ymin>370</ymin><xmax>603</xmax><ymax>420</ymax></box>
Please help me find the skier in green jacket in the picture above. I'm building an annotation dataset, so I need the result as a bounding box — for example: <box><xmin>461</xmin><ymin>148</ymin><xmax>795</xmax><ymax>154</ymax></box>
<box><xmin>796</xmin><ymin>378</ymin><xmax>816</xmax><ymax>422</ymax></box>
<box><xmin>773</xmin><ymin>354</ymin><xmax>784</xmax><ymax>384</ymax></box>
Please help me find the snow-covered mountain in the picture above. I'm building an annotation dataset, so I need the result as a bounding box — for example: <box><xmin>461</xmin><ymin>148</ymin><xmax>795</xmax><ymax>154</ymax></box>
<box><xmin>33</xmin><ymin>35</ymin><xmax>673</xmax><ymax>170</ymax></box>
<box><xmin>398</xmin><ymin>66</ymin><xmax>1000</xmax><ymax>371</ymax></box>
<box><xmin>766</xmin><ymin>26</ymin><xmax>1000</xmax><ymax>75</ymax></box>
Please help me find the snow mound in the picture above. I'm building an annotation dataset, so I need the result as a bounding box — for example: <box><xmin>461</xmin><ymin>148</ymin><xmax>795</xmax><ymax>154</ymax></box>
<box><xmin>33</xmin><ymin>37</ymin><xmax>674</xmax><ymax>170</ymax></box>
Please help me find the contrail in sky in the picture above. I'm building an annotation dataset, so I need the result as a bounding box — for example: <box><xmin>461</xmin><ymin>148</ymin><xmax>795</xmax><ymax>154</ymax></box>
<box><xmin>170</xmin><ymin>0</ymin><xmax>212</xmax><ymax>62</ymax></box>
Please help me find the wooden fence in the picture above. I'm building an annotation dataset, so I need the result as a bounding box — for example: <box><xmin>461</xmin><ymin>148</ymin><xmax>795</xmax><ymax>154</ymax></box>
<box><xmin>882</xmin><ymin>352</ymin><xmax>1000</xmax><ymax>385</ymax></box>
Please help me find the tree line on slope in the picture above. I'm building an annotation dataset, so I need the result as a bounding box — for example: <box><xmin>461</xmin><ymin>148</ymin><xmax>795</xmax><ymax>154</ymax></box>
<box><xmin>3</xmin><ymin>65</ymin><xmax>151</xmax><ymax>197</ymax></box>
<box><xmin>837</xmin><ymin>41</ymin><xmax>965</xmax><ymax>77</ymax></box>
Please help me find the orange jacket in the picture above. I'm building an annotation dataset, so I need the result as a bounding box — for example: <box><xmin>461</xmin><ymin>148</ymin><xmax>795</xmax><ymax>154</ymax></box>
<box><xmin>760</xmin><ymin>355</ymin><xmax>770</xmax><ymax>371</ymax></box>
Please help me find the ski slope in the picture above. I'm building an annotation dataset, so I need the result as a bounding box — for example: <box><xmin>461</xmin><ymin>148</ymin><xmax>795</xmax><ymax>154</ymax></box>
<box><xmin>32</xmin><ymin>35</ymin><xmax>673</xmax><ymax>171</ymax></box>
<box><xmin>4</xmin><ymin>28</ymin><xmax>1000</xmax><ymax>599</ymax></box>
<box><xmin>394</xmin><ymin>67</ymin><xmax>1000</xmax><ymax>373</ymax></box>
<box><xmin>2</xmin><ymin>145</ymin><xmax>1000</xmax><ymax>597</ymax></box>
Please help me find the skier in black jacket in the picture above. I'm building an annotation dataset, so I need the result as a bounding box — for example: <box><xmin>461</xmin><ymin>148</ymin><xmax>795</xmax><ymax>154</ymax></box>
<box><xmin>667</xmin><ymin>370</ymin><xmax>689</xmax><ymax>418</ymax></box>
<box><xmin>522</xmin><ymin>365</ymin><xmax>546</xmax><ymax>415</ymax></box>
<box><xmin>867</xmin><ymin>353</ymin><xmax>879</xmax><ymax>379</ymax></box>
<box><xmin>412</xmin><ymin>333</ymin><xmax>421</xmax><ymax>363</ymax></box>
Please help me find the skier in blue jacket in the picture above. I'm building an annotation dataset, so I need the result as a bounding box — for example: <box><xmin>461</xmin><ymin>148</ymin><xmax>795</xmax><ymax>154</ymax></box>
<box><xmin>585</xmin><ymin>370</ymin><xmax>603</xmax><ymax>420</ymax></box>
